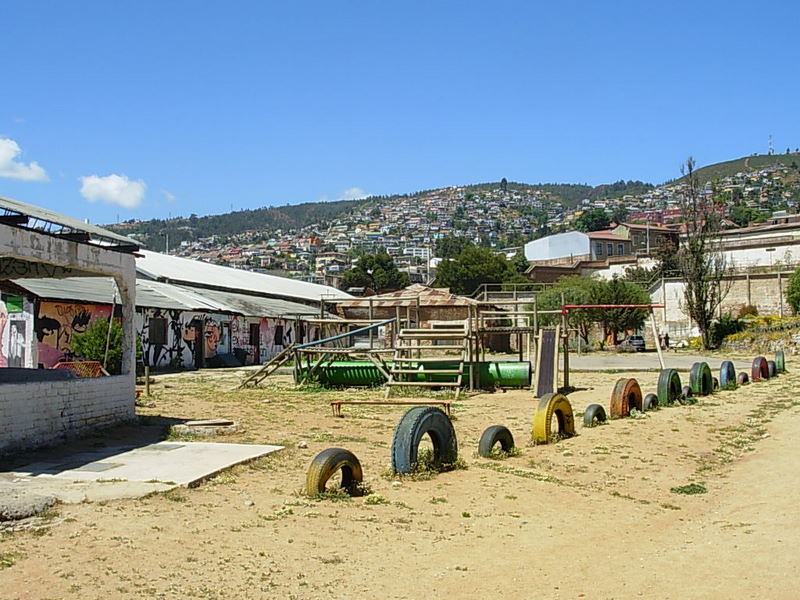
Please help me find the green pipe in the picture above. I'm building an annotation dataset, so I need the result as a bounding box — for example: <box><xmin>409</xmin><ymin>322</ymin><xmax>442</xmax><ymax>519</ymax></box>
<box><xmin>300</xmin><ymin>361</ymin><xmax>530</xmax><ymax>388</ymax></box>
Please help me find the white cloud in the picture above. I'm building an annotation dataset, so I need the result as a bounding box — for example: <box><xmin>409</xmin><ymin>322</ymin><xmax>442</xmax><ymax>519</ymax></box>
<box><xmin>0</xmin><ymin>138</ymin><xmax>48</xmax><ymax>181</ymax></box>
<box><xmin>340</xmin><ymin>187</ymin><xmax>368</xmax><ymax>200</ymax></box>
<box><xmin>161</xmin><ymin>189</ymin><xmax>176</xmax><ymax>203</ymax></box>
<box><xmin>79</xmin><ymin>174</ymin><xmax>146</xmax><ymax>209</ymax></box>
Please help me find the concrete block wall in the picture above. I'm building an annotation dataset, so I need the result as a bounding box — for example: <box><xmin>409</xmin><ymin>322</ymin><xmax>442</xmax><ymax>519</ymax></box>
<box><xmin>0</xmin><ymin>374</ymin><xmax>135</xmax><ymax>456</ymax></box>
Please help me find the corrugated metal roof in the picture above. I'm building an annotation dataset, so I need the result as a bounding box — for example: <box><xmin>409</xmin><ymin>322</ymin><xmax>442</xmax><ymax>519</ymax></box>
<box><xmin>0</xmin><ymin>196</ymin><xmax>139</xmax><ymax>251</ymax></box>
<box><xmin>136</xmin><ymin>250</ymin><xmax>351</xmax><ymax>303</ymax></box>
<box><xmin>12</xmin><ymin>277</ymin><xmax>336</xmax><ymax>319</ymax></box>
<box><xmin>338</xmin><ymin>284</ymin><xmax>475</xmax><ymax>308</ymax></box>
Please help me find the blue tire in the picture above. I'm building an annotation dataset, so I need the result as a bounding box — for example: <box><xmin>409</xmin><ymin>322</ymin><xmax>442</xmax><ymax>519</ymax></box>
<box><xmin>719</xmin><ymin>361</ymin><xmax>736</xmax><ymax>388</ymax></box>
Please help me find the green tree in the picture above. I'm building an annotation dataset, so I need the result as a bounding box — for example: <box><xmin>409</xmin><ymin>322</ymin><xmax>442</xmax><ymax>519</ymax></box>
<box><xmin>535</xmin><ymin>275</ymin><xmax>602</xmax><ymax>343</ymax></box>
<box><xmin>574</xmin><ymin>208</ymin><xmax>611</xmax><ymax>232</ymax></box>
<box><xmin>594</xmin><ymin>277</ymin><xmax>651</xmax><ymax>343</ymax></box>
<box><xmin>71</xmin><ymin>318</ymin><xmax>126</xmax><ymax>375</ymax></box>
<box><xmin>435</xmin><ymin>246</ymin><xmax>525</xmax><ymax>295</ymax></box>
<box><xmin>435</xmin><ymin>235</ymin><xmax>474</xmax><ymax>259</ymax></box>
<box><xmin>340</xmin><ymin>253</ymin><xmax>410</xmax><ymax>293</ymax></box>
<box><xmin>611</xmin><ymin>205</ymin><xmax>629</xmax><ymax>224</ymax></box>
<box><xmin>786</xmin><ymin>266</ymin><xmax>800</xmax><ymax>314</ymax></box>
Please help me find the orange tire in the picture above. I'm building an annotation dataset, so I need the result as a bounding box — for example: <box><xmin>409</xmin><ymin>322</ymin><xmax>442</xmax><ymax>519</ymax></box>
<box><xmin>610</xmin><ymin>378</ymin><xmax>643</xmax><ymax>418</ymax></box>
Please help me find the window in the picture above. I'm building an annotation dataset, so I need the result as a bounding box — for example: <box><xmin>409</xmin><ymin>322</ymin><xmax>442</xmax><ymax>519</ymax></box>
<box><xmin>273</xmin><ymin>324</ymin><xmax>284</xmax><ymax>347</ymax></box>
<box><xmin>617</xmin><ymin>243</ymin><xmax>624</xmax><ymax>255</ymax></box>
<box><xmin>249</xmin><ymin>323</ymin><xmax>260</xmax><ymax>346</ymax></box>
<box><xmin>607</xmin><ymin>243</ymin><xmax>613</xmax><ymax>256</ymax></box>
<box><xmin>595</xmin><ymin>242</ymin><xmax>603</xmax><ymax>256</ymax></box>
<box><xmin>148</xmin><ymin>318</ymin><xmax>168</xmax><ymax>345</ymax></box>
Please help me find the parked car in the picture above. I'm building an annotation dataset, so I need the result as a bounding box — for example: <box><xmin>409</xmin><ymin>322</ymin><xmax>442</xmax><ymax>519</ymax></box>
<box><xmin>619</xmin><ymin>335</ymin><xmax>646</xmax><ymax>352</ymax></box>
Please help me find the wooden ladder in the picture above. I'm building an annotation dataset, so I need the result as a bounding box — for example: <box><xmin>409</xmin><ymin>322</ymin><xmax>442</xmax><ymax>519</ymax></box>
<box><xmin>384</xmin><ymin>326</ymin><xmax>467</xmax><ymax>400</ymax></box>
<box><xmin>236</xmin><ymin>345</ymin><xmax>295</xmax><ymax>389</ymax></box>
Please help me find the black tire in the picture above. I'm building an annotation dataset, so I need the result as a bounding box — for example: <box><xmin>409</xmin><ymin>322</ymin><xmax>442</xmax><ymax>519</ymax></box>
<box><xmin>737</xmin><ymin>372</ymin><xmax>749</xmax><ymax>385</ymax></box>
<box><xmin>719</xmin><ymin>361</ymin><xmax>736</xmax><ymax>388</ymax></box>
<box><xmin>391</xmin><ymin>406</ymin><xmax>458</xmax><ymax>474</ymax></box>
<box><xmin>681</xmin><ymin>385</ymin><xmax>693</xmax><ymax>400</ymax></box>
<box><xmin>583</xmin><ymin>403</ymin><xmax>607</xmax><ymax>427</ymax></box>
<box><xmin>477</xmin><ymin>425</ymin><xmax>515</xmax><ymax>457</ymax></box>
<box><xmin>657</xmin><ymin>369</ymin><xmax>682</xmax><ymax>405</ymax></box>
<box><xmin>767</xmin><ymin>360</ymin><xmax>777</xmax><ymax>378</ymax></box>
<box><xmin>643</xmin><ymin>393</ymin><xmax>659</xmax><ymax>411</ymax></box>
<box><xmin>305</xmin><ymin>448</ymin><xmax>363</xmax><ymax>496</ymax></box>
<box><xmin>712</xmin><ymin>377</ymin><xmax>720</xmax><ymax>392</ymax></box>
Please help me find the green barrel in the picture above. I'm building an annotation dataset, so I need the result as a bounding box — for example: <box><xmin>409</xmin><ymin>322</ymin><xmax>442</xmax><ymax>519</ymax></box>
<box><xmin>300</xmin><ymin>361</ymin><xmax>530</xmax><ymax>388</ymax></box>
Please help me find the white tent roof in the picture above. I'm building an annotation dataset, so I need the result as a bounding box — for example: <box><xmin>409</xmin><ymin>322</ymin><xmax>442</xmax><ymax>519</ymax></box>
<box><xmin>136</xmin><ymin>250</ymin><xmax>351</xmax><ymax>303</ymax></box>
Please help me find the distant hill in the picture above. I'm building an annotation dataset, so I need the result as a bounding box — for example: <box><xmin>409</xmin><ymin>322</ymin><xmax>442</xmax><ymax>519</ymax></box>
<box><xmin>674</xmin><ymin>152</ymin><xmax>800</xmax><ymax>185</ymax></box>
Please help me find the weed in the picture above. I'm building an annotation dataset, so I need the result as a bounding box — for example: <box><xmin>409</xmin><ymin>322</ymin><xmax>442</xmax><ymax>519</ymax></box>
<box><xmin>364</xmin><ymin>494</ymin><xmax>389</xmax><ymax>505</ymax></box>
<box><xmin>429</xmin><ymin>497</ymin><xmax>448</xmax><ymax>504</ymax></box>
<box><xmin>163</xmin><ymin>489</ymin><xmax>188</xmax><ymax>503</ymax></box>
<box><xmin>261</xmin><ymin>508</ymin><xmax>294</xmax><ymax>521</ymax></box>
<box><xmin>0</xmin><ymin>551</ymin><xmax>21</xmax><ymax>569</ymax></box>
<box><xmin>670</xmin><ymin>483</ymin><xmax>707</xmax><ymax>495</ymax></box>
<box><xmin>482</xmin><ymin>446</ymin><xmax>522</xmax><ymax>460</ymax></box>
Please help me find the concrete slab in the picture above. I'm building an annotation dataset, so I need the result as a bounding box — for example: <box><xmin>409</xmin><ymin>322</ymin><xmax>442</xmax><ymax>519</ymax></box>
<box><xmin>1</xmin><ymin>441</ymin><xmax>283</xmax><ymax>505</ymax></box>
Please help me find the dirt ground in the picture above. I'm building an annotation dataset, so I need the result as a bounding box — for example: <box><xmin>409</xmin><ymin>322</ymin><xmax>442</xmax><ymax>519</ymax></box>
<box><xmin>2</xmin><ymin>359</ymin><xmax>800</xmax><ymax>600</ymax></box>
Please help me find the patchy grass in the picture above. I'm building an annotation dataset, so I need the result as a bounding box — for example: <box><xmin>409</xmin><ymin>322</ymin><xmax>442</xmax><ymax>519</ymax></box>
<box><xmin>670</xmin><ymin>483</ymin><xmax>708</xmax><ymax>495</ymax></box>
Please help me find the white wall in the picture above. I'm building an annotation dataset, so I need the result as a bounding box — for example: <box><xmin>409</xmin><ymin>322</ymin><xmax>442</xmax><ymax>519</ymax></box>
<box><xmin>525</xmin><ymin>231</ymin><xmax>589</xmax><ymax>262</ymax></box>
<box><xmin>0</xmin><ymin>375</ymin><xmax>135</xmax><ymax>455</ymax></box>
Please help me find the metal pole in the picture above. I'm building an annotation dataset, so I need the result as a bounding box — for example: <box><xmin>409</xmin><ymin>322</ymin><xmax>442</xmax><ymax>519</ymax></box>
<box><xmin>144</xmin><ymin>365</ymin><xmax>150</xmax><ymax>396</ymax></box>
<box><xmin>650</xmin><ymin>310</ymin><xmax>665</xmax><ymax>369</ymax></box>
<box><xmin>560</xmin><ymin>293</ymin><xmax>569</xmax><ymax>389</ymax></box>
<box><xmin>368</xmin><ymin>298</ymin><xmax>374</xmax><ymax>349</ymax></box>
<box><xmin>103</xmin><ymin>290</ymin><xmax>117</xmax><ymax>371</ymax></box>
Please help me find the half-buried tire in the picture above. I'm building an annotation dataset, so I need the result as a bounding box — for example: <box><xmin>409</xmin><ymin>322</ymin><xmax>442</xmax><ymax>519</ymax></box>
<box><xmin>719</xmin><ymin>360</ymin><xmax>736</xmax><ymax>389</ymax></box>
<box><xmin>768</xmin><ymin>360</ymin><xmax>777</xmax><ymax>378</ymax></box>
<box><xmin>478</xmin><ymin>425</ymin><xmax>515</xmax><ymax>458</ymax></box>
<box><xmin>610</xmin><ymin>378</ymin><xmax>643</xmax><ymax>417</ymax></box>
<box><xmin>305</xmin><ymin>448</ymin><xmax>364</xmax><ymax>497</ymax></box>
<box><xmin>391</xmin><ymin>406</ymin><xmax>458</xmax><ymax>474</ymax></box>
<box><xmin>681</xmin><ymin>385</ymin><xmax>693</xmax><ymax>401</ymax></box>
<box><xmin>752</xmin><ymin>356</ymin><xmax>769</xmax><ymax>382</ymax></box>
<box><xmin>643</xmin><ymin>393</ymin><xmax>659</xmax><ymax>411</ymax></box>
<box><xmin>775</xmin><ymin>350</ymin><xmax>786</xmax><ymax>373</ymax></box>
<box><xmin>689</xmin><ymin>362</ymin><xmax>713</xmax><ymax>396</ymax></box>
<box><xmin>657</xmin><ymin>369</ymin><xmax>682</xmax><ymax>406</ymax></box>
<box><xmin>737</xmin><ymin>372</ymin><xmax>749</xmax><ymax>385</ymax></box>
<box><xmin>532</xmin><ymin>393</ymin><xmax>576</xmax><ymax>444</ymax></box>
<box><xmin>583</xmin><ymin>403</ymin><xmax>607</xmax><ymax>427</ymax></box>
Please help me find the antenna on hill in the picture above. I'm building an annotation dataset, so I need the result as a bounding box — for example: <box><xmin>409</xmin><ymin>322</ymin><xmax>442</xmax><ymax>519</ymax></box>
<box><xmin>769</xmin><ymin>133</ymin><xmax>774</xmax><ymax>156</ymax></box>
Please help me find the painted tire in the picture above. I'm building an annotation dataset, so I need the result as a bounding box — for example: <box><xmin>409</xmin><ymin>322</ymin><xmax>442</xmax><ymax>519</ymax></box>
<box><xmin>583</xmin><ymin>403</ymin><xmax>607</xmax><ymax>427</ymax></box>
<box><xmin>689</xmin><ymin>362</ymin><xmax>713</xmax><ymax>396</ymax></box>
<box><xmin>478</xmin><ymin>425</ymin><xmax>515</xmax><ymax>457</ymax></box>
<box><xmin>610</xmin><ymin>378</ymin><xmax>643</xmax><ymax>418</ymax></box>
<box><xmin>532</xmin><ymin>393</ymin><xmax>576</xmax><ymax>444</ymax></box>
<box><xmin>775</xmin><ymin>350</ymin><xmax>786</xmax><ymax>373</ymax></box>
<box><xmin>767</xmin><ymin>360</ymin><xmax>777</xmax><ymax>378</ymax></box>
<box><xmin>643</xmin><ymin>393</ymin><xmax>659</xmax><ymax>411</ymax></box>
<box><xmin>305</xmin><ymin>447</ymin><xmax>363</xmax><ymax>496</ymax></box>
<box><xmin>752</xmin><ymin>356</ymin><xmax>769</xmax><ymax>381</ymax></box>
<box><xmin>737</xmin><ymin>372</ymin><xmax>749</xmax><ymax>385</ymax></box>
<box><xmin>719</xmin><ymin>361</ymin><xmax>736</xmax><ymax>388</ymax></box>
<box><xmin>391</xmin><ymin>406</ymin><xmax>458</xmax><ymax>474</ymax></box>
<box><xmin>681</xmin><ymin>385</ymin><xmax>693</xmax><ymax>400</ymax></box>
<box><xmin>657</xmin><ymin>369</ymin><xmax>682</xmax><ymax>406</ymax></box>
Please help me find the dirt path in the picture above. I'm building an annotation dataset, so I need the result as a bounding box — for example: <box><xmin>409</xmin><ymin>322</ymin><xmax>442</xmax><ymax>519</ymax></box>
<box><xmin>2</xmin><ymin>366</ymin><xmax>799</xmax><ymax>599</ymax></box>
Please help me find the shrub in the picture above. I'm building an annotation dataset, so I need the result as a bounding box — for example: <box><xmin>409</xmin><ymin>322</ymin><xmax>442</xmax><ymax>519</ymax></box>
<box><xmin>71</xmin><ymin>318</ymin><xmax>140</xmax><ymax>374</ymax></box>
<box><xmin>709</xmin><ymin>315</ymin><xmax>745</xmax><ymax>348</ymax></box>
<box><xmin>737</xmin><ymin>304</ymin><xmax>759</xmax><ymax>318</ymax></box>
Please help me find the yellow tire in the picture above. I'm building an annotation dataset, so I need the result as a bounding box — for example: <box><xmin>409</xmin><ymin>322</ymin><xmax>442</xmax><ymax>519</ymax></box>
<box><xmin>305</xmin><ymin>447</ymin><xmax>363</xmax><ymax>496</ymax></box>
<box><xmin>532</xmin><ymin>393</ymin><xmax>576</xmax><ymax>444</ymax></box>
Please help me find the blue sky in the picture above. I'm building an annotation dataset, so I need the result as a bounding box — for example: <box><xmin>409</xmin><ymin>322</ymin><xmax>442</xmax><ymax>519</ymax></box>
<box><xmin>1</xmin><ymin>1</ymin><xmax>798</xmax><ymax>225</ymax></box>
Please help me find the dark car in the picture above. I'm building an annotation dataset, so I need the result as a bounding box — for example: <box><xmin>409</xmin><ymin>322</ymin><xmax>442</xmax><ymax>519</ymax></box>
<box><xmin>619</xmin><ymin>335</ymin><xmax>646</xmax><ymax>352</ymax></box>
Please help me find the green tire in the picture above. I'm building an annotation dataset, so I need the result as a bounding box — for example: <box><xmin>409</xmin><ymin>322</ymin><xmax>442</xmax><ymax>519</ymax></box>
<box><xmin>657</xmin><ymin>369</ymin><xmax>682</xmax><ymax>405</ymax></box>
<box><xmin>689</xmin><ymin>362</ymin><xmax>713</xmax><ymax>396</ymax></box>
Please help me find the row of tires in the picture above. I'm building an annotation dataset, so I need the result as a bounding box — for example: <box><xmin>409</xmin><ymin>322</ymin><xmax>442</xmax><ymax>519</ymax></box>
<box><xmin>583</xmin><ymin>351</ymin><xmax>788</xmax><ymax>429</ymax></box>
<box><xmin>306</xmin><ymin>352</ymin><xmax>788</xmax><ymax>495</ymax></box>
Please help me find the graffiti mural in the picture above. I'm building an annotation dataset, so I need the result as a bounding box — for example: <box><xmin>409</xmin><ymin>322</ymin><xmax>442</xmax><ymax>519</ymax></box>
<box><xmin>35</xmin><ymin>301</ymin><xmax>112</xmax><ymax>367</ymax></box>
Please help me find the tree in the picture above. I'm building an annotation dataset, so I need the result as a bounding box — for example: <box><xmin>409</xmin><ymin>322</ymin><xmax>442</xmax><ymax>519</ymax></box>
<box><xmin>594</xmin><ymin>277</ymin><xmax>651</xmax><ymax>343</ymax></box>
<box><xmin>500</xmin><ymin>177</ymin><xmax>508</xmax><ymax>193</ymax></box>
<box><xmin>435</xmin><ymin>235</ymin><xmax>474</xmax><ymax>259</ymax></box>
<box><xmin>676</xmin><ymin>157</ymin><xmax>731</xmax><ymax>349</ymax></box>
<box><xmin>435</xmin><ymin>246</ymin><xmax>525</xmax><ymax>295</ymax></box>
<box><xmin>340</xmin><ymin>253</ymin><xmax>410</xmax><ymax>293</ymax></box>
<box><xmin>574</xmin><ymin>208</ymin><xmax>611</xmax><ymax>232</ymax></box>
<box><xmin>535</xmin><ymin>275</ymin><xmax>602</xmax><ymax>343</ymax></box>
<box><xmin>611</xmin><ymin>205</ymin><xmax>628</xmax><ymax>225</ymax></box>
<box><xmin>71</xmin><ymin>318</ymin><xmax>129</xmax><ymax>375</ymax></box>
<box><xmin>786</xmin><ymin>267</ymin><xmax>800</xmax><ymax>314</ymax></box>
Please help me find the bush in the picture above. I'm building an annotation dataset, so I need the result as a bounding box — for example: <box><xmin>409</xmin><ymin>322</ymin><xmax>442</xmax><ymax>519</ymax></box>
<box><xmin>737</xmin><ymin>304</ymin><xmax>759</xmax><ymax>318</ymax></box>
<box><xmin>71</xmin><ymin>318</ymin><xmax>133</xmax><ymax>375</ymax></box>
<box><xmin>787</xmin><ymin>267</ymin><xmax>800</xmax><ymax>314</ymax></box>
<box><xmin>709</xmin><ymin>315</ymin><xmax>745</xmax><ymax>348</ymax></box>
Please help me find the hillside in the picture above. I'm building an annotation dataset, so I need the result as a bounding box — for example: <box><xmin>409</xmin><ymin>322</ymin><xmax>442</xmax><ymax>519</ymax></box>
<box><xmin>674</xmin><ymin>152</ymin><xmax>800</xmax><ymax>185</ymax></box>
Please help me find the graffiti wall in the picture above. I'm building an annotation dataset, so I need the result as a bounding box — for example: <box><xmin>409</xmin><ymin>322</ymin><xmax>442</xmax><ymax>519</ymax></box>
<box><xmin>0</xmin><ymin>295</ymin><xmax>35</xmax><ymax>368</ymax></box>
<box><xmin>139</xmin><ymin>308</ymin><xmax>316</xmax><ymax>369</ymax></box>
<box><xmin>35</xmin><ymin>301</ymin><xmax>113</xmax><ymax>367</ymax></box>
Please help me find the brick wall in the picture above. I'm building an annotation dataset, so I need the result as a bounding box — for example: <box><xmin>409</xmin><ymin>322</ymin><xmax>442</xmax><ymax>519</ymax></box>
<box><xmin>0</xmin><ymin>374</ymin><xmax>135</xmax><ymax>456</ymax></box>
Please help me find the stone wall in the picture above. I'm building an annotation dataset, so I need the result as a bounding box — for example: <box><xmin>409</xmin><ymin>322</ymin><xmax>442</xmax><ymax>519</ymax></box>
<box><xmin>0</xmin><ymin>374</ymin><xmax>135</xmax><ymax>455</ymax></box>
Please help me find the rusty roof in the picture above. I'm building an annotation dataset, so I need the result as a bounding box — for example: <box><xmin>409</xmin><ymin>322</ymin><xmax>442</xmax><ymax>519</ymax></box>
<box><xmin>338</xmin><ymin>284</ymin><xmax>476</xmax><ymax>308</ymax></box>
